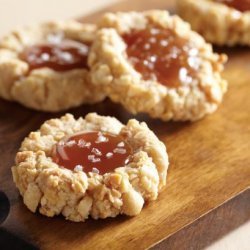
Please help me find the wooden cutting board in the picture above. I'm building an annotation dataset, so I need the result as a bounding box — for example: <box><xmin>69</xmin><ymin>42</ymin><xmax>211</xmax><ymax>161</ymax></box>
<box><xmin>0</xmin><ymin>0</ymin><xmax>250</xmax><ymax>249</ymax></box>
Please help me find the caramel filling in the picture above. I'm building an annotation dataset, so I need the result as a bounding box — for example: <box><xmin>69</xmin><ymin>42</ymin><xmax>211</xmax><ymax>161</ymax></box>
<box><xmin>215</xmin><ymin>0</ymin><xmax>250</xmax><ymax>12</ymax></box>
<box><xmin>123</xmin><ymin>27</ymin><xmax>200</xmax><ymax>88</ymax></box>
<box><xmin>52</xmin><ymin>131</ymin><xmax>132</xmax><ymax>174</ymax></box>
<box><xmin>20</xmin><ymin>39</ymin><xmax>89</xmax><ymax>71</ymax></box>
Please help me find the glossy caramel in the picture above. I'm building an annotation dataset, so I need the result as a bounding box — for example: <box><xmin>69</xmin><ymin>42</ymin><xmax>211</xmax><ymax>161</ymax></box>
<box><xmin>123</xmin><ymin>27</ymin><xmax>200</xmax><ymax>88</ymax></box>
<box><xmin>215</xmin><ymin>0</ymin><xmax>250</xmax><ymax>12</ymax></box>
<box><xmin>52</xmin><ymin>131</ymin><xmax>132</xmax><ymax>174</ymax></box>
<box><xmin>20</xmin><ymin>39</ymin><xmax>89</xmax><ymax>71</ymax></box>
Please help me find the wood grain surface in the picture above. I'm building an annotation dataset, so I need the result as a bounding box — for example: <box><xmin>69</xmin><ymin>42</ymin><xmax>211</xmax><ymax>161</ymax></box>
<box><xmin>0</xmin><ymin>0</ymin><xmax>250</xmax><ymax>249</ymax></box>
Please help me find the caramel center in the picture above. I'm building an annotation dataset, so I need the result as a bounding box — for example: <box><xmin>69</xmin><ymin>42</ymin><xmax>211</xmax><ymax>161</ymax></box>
<box><xmin>52</xmin><ymin>131</ymin><xmax>132</xmax><ymax>175</ymax></box>
<box><xmin>123</xmin><ymin>27</ymin><xmax>200</xmax><ymax>88</ymax></box>
<box><xmin>20</xmin><ymin>39</ymin><xmax>89</xmax><ymax>71</ymax></box>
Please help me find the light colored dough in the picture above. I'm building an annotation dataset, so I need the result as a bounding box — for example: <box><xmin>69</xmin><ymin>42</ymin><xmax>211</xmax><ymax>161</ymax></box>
<box><xmin>89</xmin><ymin>10</ymin><xmax>227</xmax><ymax>121</ymax></box>
<box><xmin>12</xmin><ymin>113</ymin><xmax>169</xmax><ymax>222</ymax></box>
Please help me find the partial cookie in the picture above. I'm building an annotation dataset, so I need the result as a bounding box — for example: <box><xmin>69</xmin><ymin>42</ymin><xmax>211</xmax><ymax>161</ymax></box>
<box><xmin>0</xmin><ymin>20</ymin><xmax>105</xmax><ymax>111</ymax></box>
<box><xmin>177</xmin><ymin>0</ymin><xmax>250</xmax><ymax>46</ymax></box>
<box><xmin>12</xmin><ymin>113</ymin><xmax>168</xmax><ymax>222</ymax></box>
<box><xmin>89</xmin><ymin>10</ymin><xmax>227</xmax><ymax>121</ymax></box>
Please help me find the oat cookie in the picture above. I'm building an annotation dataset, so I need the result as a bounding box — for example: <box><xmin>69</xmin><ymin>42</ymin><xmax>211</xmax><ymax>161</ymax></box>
<box><xmin>89</xmin><ymin>10</ymin><xmax>227</xmax><ymax>121</ymax></box>
<box><xmin>12</xmin><ymin>113</ymin><xmax>168</xmax><ymax>222</ymax></box>
<box><xmin>177</xmin><ymin>0</ymin><xmax>250</xmax><ymax>46</ymax></box>
<box><xmin>0</xmin><ymin>20</ymin><xmax>105</xmax><ymax>111</ymax></box>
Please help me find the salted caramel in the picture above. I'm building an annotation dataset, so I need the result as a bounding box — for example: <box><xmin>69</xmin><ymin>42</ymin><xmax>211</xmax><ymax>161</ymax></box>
<box><xmin>52</xmin><ymin>131</ymin><xmax>132</xmax><ymax>174</ymax></box>
<box><xmin>123</xmin><ymin>27</ymin><xmax>200</xmax><ymax>88</ymax></box>
<box><xmin>20</xmin><ymin>39</ymin><xmax>89</xmax><ymax>71</ymax></box>
<box><xmin>215</xmin><ymin>0</ymin><xmax>250</xmax><ymax>12</ymax></box>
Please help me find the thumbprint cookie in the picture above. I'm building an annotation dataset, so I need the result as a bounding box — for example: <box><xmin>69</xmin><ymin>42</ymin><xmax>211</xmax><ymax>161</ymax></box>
<box><xmin>12</xmin><ymin>113</ymin><xmax>168</xmax><ymax>222</ymax></box>
<box><xmin>89</xmin><ymin>10</ymin><xmax>227</xmax><ymax>121</ymax></box>
<box><xmin>0</xmin><ymin>20</ymin><xmax>105</xmax><ymax>111</ymax></box>
<box><xmin>177</xmin><ymin>0</ymin><xmax>250</xmax><ymax>46</ymax></box>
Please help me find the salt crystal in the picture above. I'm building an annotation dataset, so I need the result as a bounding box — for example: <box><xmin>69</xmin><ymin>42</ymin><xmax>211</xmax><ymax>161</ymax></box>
<box><xmin>92</xmin><ymin>167</ymin><xmax>100</xmax><ymax>174</ymax></box>
<box><xmin>88</xmin><ymin>155</ymin><xmax>95</xmax><ymax>160</ymax></box>
<box><xmin>79</xmin><ymin>45</ymin><xmax>89</xmax><ymax>54</ymax></box>
<box><xmin>95</xmin><ymin>134</ymin><xmax>108</xmax><ymax>143</ymax></box>
<box><xmin>143</xmin><ymin>60</ymin><xmax>149</xmax><ymax>66</ymax></box>
<box><xmin>74</xmin><ymin>165</ymin><xmax>83</xmax><ymax>171</ymax></box>
<box><xmin>113</xmin><ymin>148</ymin><xmax>126</xmax><ymax>154</ymax></box>
<box><xmin>149</xmin><ymin>55</ymin><xmax>157</xmax><ymax>63</ymax></box>
<box><xmin>106</xmin><ymin>152</ymin><xmax>113</xmax><ymax>159</ymax></box>
<box><xmin>78</xmin><ymin>139</ymin><xmax>91</xmax><ymax>148</ymax></box>
<box><xmin>91</xmin><ymin>148</ymin><xmax>102</xmax><ymax>156</ymax></box>
<box><xmin>150</xmin><ymin>28</ymin><xmax>160</xmax><ymax>35</ymax></box>
<box><xmin>58</xmin><ymin>52</ymin><xmax>73</xmax><ymax>62</ymax></box>
<box><xmin>117</xmin><ymin>142</ymin><xmax>125</xmax><ymax>147</ymax></box>
<box><xmin>66</xmin><ymin>140</ymin><xmax>76</xmax><ymax>147</ymax></box>
<box><xmin>78</xmin><ymin>139</ymin><xmax>86</xmax><ymax>147</ymax></box>
<box><xmin>41</xmin><ymin>53</ymin><xmax>50</xmax><ymax>61</ymax></box>
<box><xmin>160</xmin><ymin>40</ymin><xmax>168</xmax><ymax>47</ymax></box>
<box><xmin>92</xmin><ymin>158</ymin><xmax>101</xmax><ymax>163</ymax></box>
<box><xmin>47</xmin><ymin>32</ymin><xmax>64</xmax><ymax>44</ymax></box>
<box><xmin>88</xmin><ymin>155</ymin><xmax>101</xmax><ymax>163</ymax></box>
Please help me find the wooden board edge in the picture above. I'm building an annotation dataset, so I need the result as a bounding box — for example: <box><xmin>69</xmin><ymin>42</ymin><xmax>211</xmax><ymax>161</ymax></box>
<box><xmin>151</xmin><ymin>188</ymin><xmax>250</xmax><ymax>249</ymax></box>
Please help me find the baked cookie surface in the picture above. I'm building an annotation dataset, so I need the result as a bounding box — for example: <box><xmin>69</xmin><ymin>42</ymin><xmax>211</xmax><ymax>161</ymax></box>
<box><xmin>89</xmin><ymin>10</ymin><xmax>227</xmax><ymax>121</ymax></box>
<box><xmin>12</xmin><ymin>113</ymin><xmax>168</xmax><ymax>222</ymax></box>
<box><xmin>0</xmin><ymin>20</ymin><xmax>105</xmax><ymax>111</ymax></box>
<box><xmin>177</xmin><ymin>0</ymin><xmax>250</xmax><ymax>46</ymax></box>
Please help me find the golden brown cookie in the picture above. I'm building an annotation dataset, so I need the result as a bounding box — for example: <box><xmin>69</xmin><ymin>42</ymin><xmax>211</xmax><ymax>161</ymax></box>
<box><xmin>177</xmin><ymin>0</ymin><xmax>250</xmax><ymax>46</ymax></box>
<box><xmin>0</xmin><ymin>20</ymin><xmax>105</xmax><ymax>111</ymax></box>
<box><xmin>12</xmin><ymin>113</ymin><xmax>168</xmax><ymax>222</ymax></box>
<box><xmin>89</xmin><ymin>10</ymin><xmax>227</xmax><ymax>121</ymax></box>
